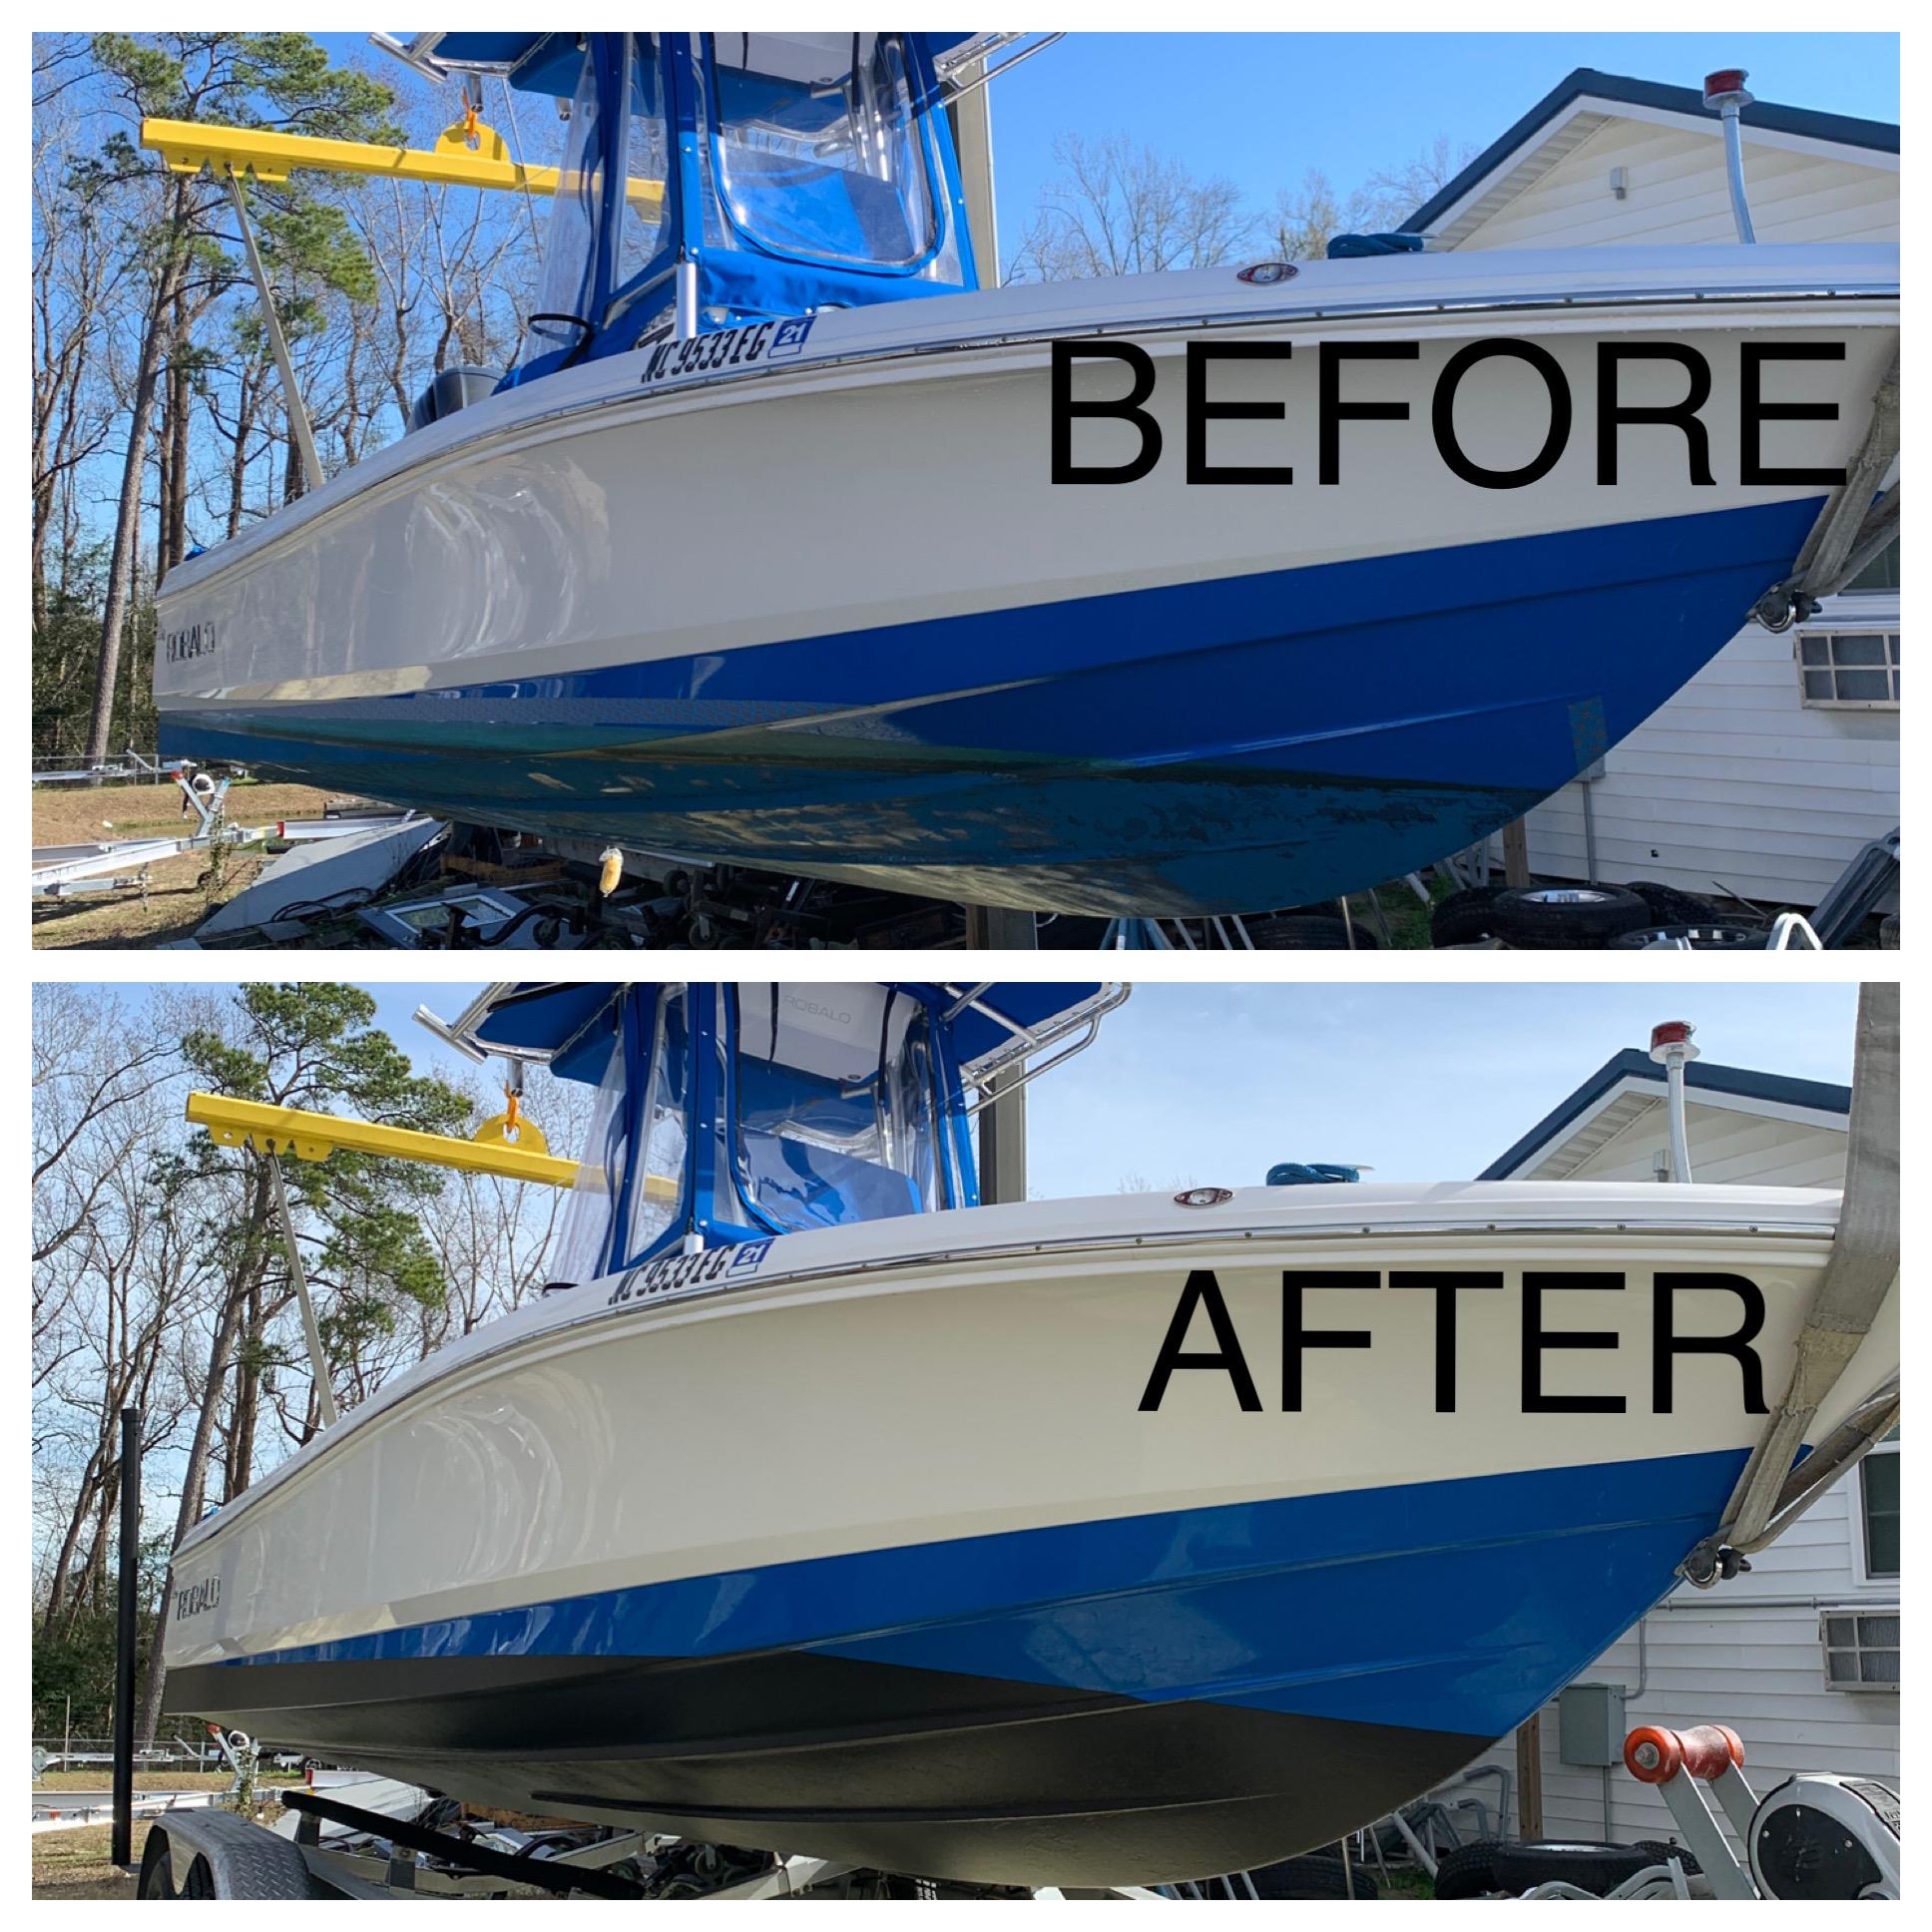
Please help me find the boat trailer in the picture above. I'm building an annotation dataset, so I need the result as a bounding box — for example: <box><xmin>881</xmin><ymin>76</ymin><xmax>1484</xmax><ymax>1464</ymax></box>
<box><xmin>126</xmin><ymin>1717</ymin><xmax>1900</xmax><ymax>1903</ymax></box>
<box><xmin>31</xmin><ymin>773</ymin><xmax>240</xmax><ymax>900</ymax></box>
<box><xmin>135</xmin><ymin>1774</ymin><xmax>1154</xmax><ymax>1901</ymax></box>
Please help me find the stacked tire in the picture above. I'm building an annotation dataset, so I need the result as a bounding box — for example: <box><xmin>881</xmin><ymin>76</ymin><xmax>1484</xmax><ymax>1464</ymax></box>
<box><xmin>1243</xmin><ymin>1850</ymin><xmax>1381</xmax><ymax>1899</ymax></box>
<box><xmin>1432</xmin><ymin>1836</ymin><xmax>1700</xmax><ymax>1898</ymax></box>
<box><xmin>1431</xmin><ymin>879</ymin><xmax>1728</xmax><ymax>950</ymax></box>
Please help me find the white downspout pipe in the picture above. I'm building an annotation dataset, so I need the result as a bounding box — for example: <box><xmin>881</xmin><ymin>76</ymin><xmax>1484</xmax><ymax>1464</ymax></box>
<box><xmin>1702</xmin><ymin>69</ymin><xmax>1758</xmax><ymax>244</ymax></box>
<box><xmin>1649</xmin><ymin>1020</ymin><xmax>1698</xmax><ymax>1183</ymax></box>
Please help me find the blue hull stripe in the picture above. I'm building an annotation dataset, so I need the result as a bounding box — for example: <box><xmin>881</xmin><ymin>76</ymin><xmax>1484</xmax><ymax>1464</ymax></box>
<box><xmin>164</xmin><ymin>499</ymin><xmax>1819</xmax><ymax>912</ymax></box>
<box><xmin>212</xmin><ymin>1449</ymin><xmax>1744</xmax><ymax>1741</ymax></box>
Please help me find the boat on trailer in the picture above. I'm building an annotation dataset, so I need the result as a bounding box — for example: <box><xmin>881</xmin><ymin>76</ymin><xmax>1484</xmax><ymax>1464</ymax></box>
<box><xmin>148</xmin><ymin>33</ymin><xmax>1899</xmax><ymax>917</ymax></box>
<box><xmin>164</xmin><ymin>981</ymin><xmax>1899</xmax><ymax>1886</ymax></box>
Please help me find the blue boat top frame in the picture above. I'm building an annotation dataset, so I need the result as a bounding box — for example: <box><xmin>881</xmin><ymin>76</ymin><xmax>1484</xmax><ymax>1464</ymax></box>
<box><xmin>390</xmin><ymin>31</ymin><xmax>994</xmax><ymax>382</ymax></box>
<box><xmin>431</xmin><ymin>981</ymin><xmax>1127</xmax><ymax>1281</ymax></box>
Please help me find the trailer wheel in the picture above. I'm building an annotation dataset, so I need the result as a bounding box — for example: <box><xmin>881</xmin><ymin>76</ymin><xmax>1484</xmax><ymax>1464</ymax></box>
<box><xmin>1625</xmin><ymin>880</ymin><xmax>1722</xmax><ymax>927</ymax></box>
<box><xmin>1244</xmin><ymin>1852</ymin><xmax>1381</xmax><ymax>1899</ymax></box>
<box><xmin>136</xmin><ymin>1828</ymin><xmax>176</xmax><ymax>1898</ymax></box>
<box><xmin>1607</xmin><ymin>923</ymin><xmax>1765</xmax><ymax>951</ymax></box>
<box><xmin>137</xmin><ymin>1826</ymin><xmax>216</xmax><ymax>1898</ymax></box>
<box><xmin>1429</xmin><ymin>885</ymin><xmax>1507</xmax><ymax>947</ymax></box>
<box><xmin>1247</xmin><ymin>915</ymin><xmax>1378</xmax><ymax>950</ymax></box>
<box><xmin>1492</xmin><ymin>1840</ymin><xmax>1661</xmax><ymax>1895</ymax></box>
<box><xmin>1485</xmin><ymin>886</ymin><xmax>1650</xmax><ymax>949</ymax></box>
<box><xmin>1431</xmin><ymin>1839</ymin><xmax>1506</xmax><ymax>1898</ymax></box>
<box><xmin>1632</xmin><ymin>1837</ymin><xmax>1702</xmax><ymax>1876</ymax></box>
<box><xmin>132</xmin><ymin>1804</ymin><xmax>328</xmax><ymax>1898</ymax></box>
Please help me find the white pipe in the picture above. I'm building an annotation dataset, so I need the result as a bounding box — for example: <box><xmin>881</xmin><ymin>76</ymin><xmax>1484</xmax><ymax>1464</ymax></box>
<box><xmin>1666</xmin><ymin>1055</ymin><xmax>1692</xmax><ymax>1184</ymax></box>
<box><xmin>1702</xmin><ymin>71</ymin><xmax>1758</xmax><ymax>244</ymax></box>
<box><xmin>675</xmin><ymin>257</ymin><xmax>700</xmax><ymax>340</ymax></box>
<box><xmin>1648</xmin><ymin>1022</ymin><xmax>1699</xmax><ymax>1183</ymax></box>
<box><xmin>1718</xmin><ymin>103</ymin><xmax>1756</xmax><ymax>243</ymax></box>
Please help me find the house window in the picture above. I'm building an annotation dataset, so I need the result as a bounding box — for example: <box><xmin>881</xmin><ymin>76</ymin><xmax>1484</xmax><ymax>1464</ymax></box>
<box><xmin>1843</xmin><ymin>537</ymin><xmax>1899</xmax><ymax>595</ymax></box>
<box><xmin>1860</xmin><ymin>1429</ymin><xmax>1899</xmax><ymax>1578</ymax></box>
<box><xmin>1797</xmin><ymin>631</ymin><xmax>1898</xmax><ymax>709</ymax></box>
<box><xmin>1822</xmin><ymin>1610</ymin><xmax>1899</xmax><ymax>1690</ymax></box>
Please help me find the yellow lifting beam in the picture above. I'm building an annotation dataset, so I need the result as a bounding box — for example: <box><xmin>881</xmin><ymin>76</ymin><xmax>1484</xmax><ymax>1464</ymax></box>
<box><xmin>187</xmin><ymin>1091</ymin><xmax>581</xmax><ymax>1189</ymax></box>
<box><xmin>141</xmin><ymin>116</ymin><xmax>664</xmax><ymax>221</ymax></box>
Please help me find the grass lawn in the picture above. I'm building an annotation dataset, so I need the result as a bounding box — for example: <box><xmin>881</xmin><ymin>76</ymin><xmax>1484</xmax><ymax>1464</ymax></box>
<box><xmin>31</xmin><ymin>1822</ymin><xmax>148</xmax><ymax>1899</ymax></box>
<box><xmin>1343</xmin><ymin>878</ymin><xmax>1444</xmax><ymax>949</ymax></box>
<box><xmin>33</xmin><ymin>1797</ymin><xmax>285</xmax><ymax>1900</ymax></box>
<box><xmin>32</xmin><ymin>777</ymin><xmax>340</xmax><ymax>847</ymax></box>
<box><xmin>35</xmin><ymin>1770</ymin><xmax>233</xmax><ymax>1792</ymax></box>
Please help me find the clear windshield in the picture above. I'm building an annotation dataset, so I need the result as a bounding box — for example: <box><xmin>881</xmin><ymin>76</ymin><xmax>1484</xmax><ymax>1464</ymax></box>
<box><xmin>607</xmin><ymin>33</ymin><xmax>675</xmax><ymax>331</ymax></box>
<box><xmin>710</xmin><ymin>33</ymin><xmax>937</xmax><ymax>268</ymax></box>
<box><xmin>544</xmin><ymin>987</ymin><xmax>690</xmax><ymax>1279</ymax></box>
<box><xmin>547</xmin><ymin>1025</ymin><xmax>626</xmax><ymax>1286</ymax></box>
<box><xmin>520</xmin><ymin>44</ymin><xmax>605</xmax><ymax>369</ymax></box>
<box><xmin>627</xmin><ymin>985</ymin><xmax>690</xmax><ymax>1258</ymax></box>
<box><xmin>734</xmin><ymin>984</ymin><xmax>941</xmax><ymax>1233</ymax></box>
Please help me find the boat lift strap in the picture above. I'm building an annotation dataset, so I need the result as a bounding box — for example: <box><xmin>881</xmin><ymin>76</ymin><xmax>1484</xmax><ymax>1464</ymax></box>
<box><xmin>1754</xmin><ymin>351</ymin><xmax>1900</xmax><ymax>630</ymax></box>
<box><xmin>1682</xmin><ymin>982</ymin><xmax>1900</xmax><ymax>1584</ymax></box>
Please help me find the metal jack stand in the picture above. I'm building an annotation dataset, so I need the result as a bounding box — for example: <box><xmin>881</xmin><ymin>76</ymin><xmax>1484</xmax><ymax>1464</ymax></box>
<box><xmin>1103</xmin><ymin>914</ymin><xmax>1256</xmax><ymax>950</ymax></box>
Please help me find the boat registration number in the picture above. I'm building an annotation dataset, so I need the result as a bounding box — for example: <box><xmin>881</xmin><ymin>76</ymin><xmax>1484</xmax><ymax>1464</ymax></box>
<box><xmin>606</xmin><ymin>1238</ymin><xmax>775</xmax><ymax>1308</ymax></box>
<box><xmin>641</xmin><ymin>315</ymin><xmax>817</xmax><ymax>387</ymax></box>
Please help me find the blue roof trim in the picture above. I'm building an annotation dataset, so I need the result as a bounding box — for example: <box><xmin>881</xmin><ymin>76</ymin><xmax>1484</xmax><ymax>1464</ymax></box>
<box><xmin>1402</xmin><ymin>66</ymin><xmax>1898</xmax><ymax>235</ymax></box>
<box><xmin>1479</xmin><ymin>1050</ymin><xmax>1851</xmax><ymax>1181</ymax></box>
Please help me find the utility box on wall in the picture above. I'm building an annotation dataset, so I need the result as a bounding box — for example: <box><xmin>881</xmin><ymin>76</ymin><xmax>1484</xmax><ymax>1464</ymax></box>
<box><xmin>1558</xmin><ymin>1684</ymin><xmax>1628</xmax><ymax>1766</ymax></box>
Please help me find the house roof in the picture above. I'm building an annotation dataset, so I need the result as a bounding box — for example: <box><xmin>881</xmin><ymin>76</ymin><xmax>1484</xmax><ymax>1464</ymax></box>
<box><xmin>1402</xmin><ymin>66</ymin><xmax>1899</xmax><ymax>236</ymax></box>
<box><xmin>1480</xmin><ymin>1049</ymin><xmax>1851</xmax><ymax>1181</ymax></box>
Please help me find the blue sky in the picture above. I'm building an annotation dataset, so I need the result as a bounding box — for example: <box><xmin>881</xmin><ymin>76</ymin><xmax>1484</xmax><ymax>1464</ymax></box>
<box><xmin>331</xmin><ymin>32</ymin><xmax>1898</xmax><ymax>265</ymax></box>
<box><xmin>119</xmin><ymin>980</ymin><xmax>1862</xmax><ymax>1198</ymax></box>
<box><xmin>985</xmin><ymin>33</ymin><xmax>1898</xmax><ymax>257</ymax></box>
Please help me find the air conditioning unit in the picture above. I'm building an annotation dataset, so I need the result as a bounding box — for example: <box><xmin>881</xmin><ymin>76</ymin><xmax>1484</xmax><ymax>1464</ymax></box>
<box><xmin>1820</xmin><ymin>1607</ymin><xmax>1899</xmax><ymax>1691</ymax></box>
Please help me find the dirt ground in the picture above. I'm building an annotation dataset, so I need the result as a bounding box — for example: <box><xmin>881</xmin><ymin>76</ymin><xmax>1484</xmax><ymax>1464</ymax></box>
<box><xmin>33</xmin><ymin>779</ymin><xmax>348</xmax><ymax>950</ymax></box>
<box><xmin>31</xmin><ymin>1821</ymin><xmax>148</xmax><ymax>1899</ymax></box>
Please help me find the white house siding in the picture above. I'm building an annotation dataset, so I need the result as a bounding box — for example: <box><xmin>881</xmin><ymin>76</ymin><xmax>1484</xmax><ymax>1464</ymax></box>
<box><xmin>1444</xmin><ymin>1486</ymin><xmax>1899</xmax><ymax>1847</ymax></box>
<box><xmin>1502</xmin><ymin>599</ymin><xmax>1899</xmax><ymax>908</ymax></box>
<box><xmin>1442</xmin><ymin>101</ymin><xmax>1899</xmax><ymax>908</ymax></box>
<box><xmin>1431</xmin><ymin>1090</ymin><xmax>1898</xmax><ymax>1841</ymax></box>
<box><xmin>1557</xmin><ymin>1100</ymin><xmax>1848</xmax><ymax>1189</ymax></box>
<box><xmin>1448</xmin><ymin>115</ymin><xmax>1897</xmax><ymax>251</ymax></box>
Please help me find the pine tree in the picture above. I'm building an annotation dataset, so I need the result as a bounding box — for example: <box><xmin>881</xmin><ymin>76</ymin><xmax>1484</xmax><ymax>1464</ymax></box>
<box><xmin>135</xmin><ymin>982</ymin><xmax>467</xmax><ymax>1744</ymax></box>
<box><xmin>78</xmin><ymin>34</ymin><xmax>399</xmax><ymax>761</ymax></box>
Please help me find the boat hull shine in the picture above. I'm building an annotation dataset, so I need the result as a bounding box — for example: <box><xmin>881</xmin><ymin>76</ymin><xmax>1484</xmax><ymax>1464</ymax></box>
<box><xmin>154</xmin><ymin>247</ymin><xmax>1899</xmax><ymax>915</ymax></box>
<box><xmin>163</xmin><ymin>1184</ymin><xmax>1895</xmax><ymax>1884</ymax></box>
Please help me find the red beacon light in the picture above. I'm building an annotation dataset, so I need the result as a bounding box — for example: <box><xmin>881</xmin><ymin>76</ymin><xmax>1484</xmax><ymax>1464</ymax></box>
<box><xmin>1702</xmin><ymin>69</ymin><xmax>1752</xmax><ymax>109</ymax></box>
<box><xmin>1650</xmin><ymin>1020</ymin><xmax>1696</xmax><ymax>1054</ymax></box>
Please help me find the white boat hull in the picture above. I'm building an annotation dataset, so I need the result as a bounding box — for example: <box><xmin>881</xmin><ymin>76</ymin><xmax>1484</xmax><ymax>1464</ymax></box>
<box><xmin>163</xmin><ymin>1183</ymin><xmax>1895</xmax><ymax>1883</ymax></box>
<box><xmin>154</xmin><ymin>245</ymin><xmax>1899</xmax><ymax>913</ymax></box>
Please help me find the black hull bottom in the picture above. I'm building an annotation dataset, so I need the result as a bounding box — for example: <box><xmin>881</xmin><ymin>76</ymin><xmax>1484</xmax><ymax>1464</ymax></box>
<box><xmin>171</xmin><ymin>1649</ymin><xmax>1487</xmax><ymax>1887</ymax></box>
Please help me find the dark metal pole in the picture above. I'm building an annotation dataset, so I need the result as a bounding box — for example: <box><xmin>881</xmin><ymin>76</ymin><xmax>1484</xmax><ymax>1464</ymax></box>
<box><xmin>964</xmin><ymin>904</ymin><xmax>1037</xmax><ymax>950</ymax></box>
<box><xmin>111</xmin><ymin>1406</ymin><xmax>141</xmax><ymax>1870</ymax></box>
<box><xmin>977</xmin><ymin>1074</ymin><xmax>1027</xmax><ymax>1207</ymax></box>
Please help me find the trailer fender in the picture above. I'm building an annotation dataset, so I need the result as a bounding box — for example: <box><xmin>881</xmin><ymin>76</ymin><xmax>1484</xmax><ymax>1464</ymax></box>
<box><xmin>137</xmin><ymin>1806</ymin><xmax>331</xmax><ymax>1899</ymax></box>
